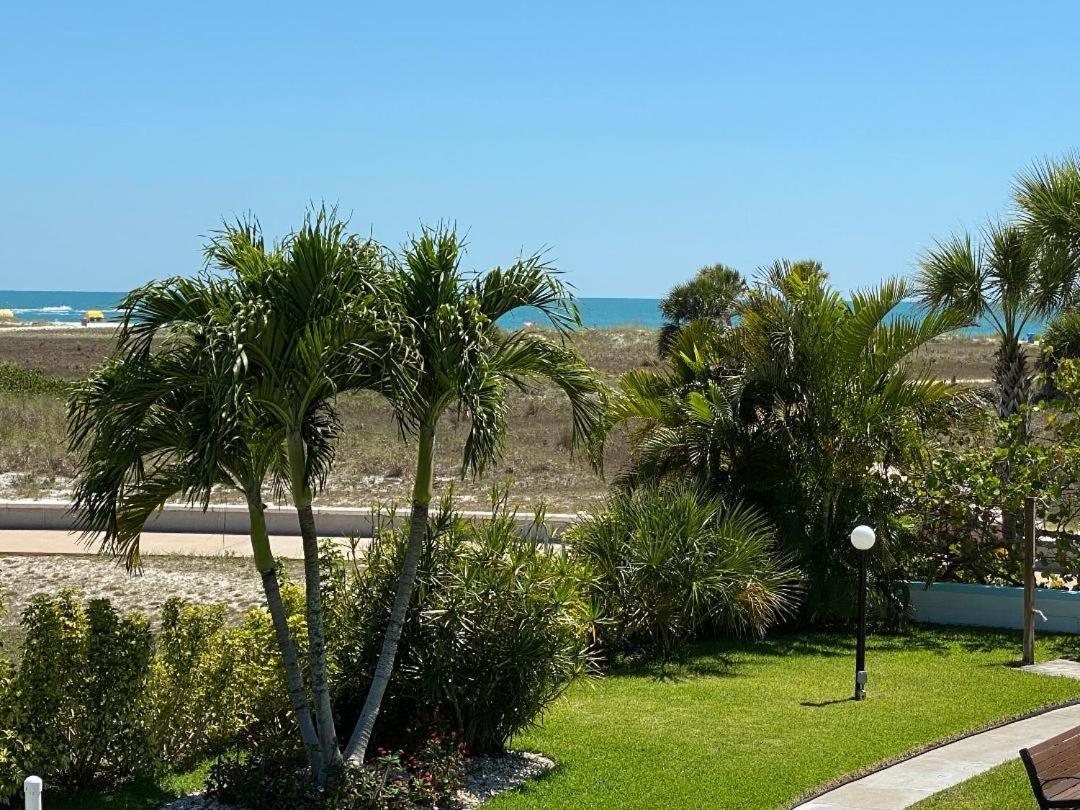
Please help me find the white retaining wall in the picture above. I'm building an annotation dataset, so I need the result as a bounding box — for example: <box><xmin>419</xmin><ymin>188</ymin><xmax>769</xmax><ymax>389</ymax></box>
<box><xmin>908</xmin><ymin>580</ymin><xmax>1080</xmax><ymax>634</ymax></box>
<box><xmin>0</xmin><ymin>499</ymin><xmax>579</xmax><ymax>539</ymax></box>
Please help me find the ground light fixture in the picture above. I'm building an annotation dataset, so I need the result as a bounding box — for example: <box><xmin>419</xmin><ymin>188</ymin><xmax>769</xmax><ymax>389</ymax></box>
<box><xmin>850</xmin><ymin>524</ymin><xmax>876</xmax><ymax>700</ymax></box>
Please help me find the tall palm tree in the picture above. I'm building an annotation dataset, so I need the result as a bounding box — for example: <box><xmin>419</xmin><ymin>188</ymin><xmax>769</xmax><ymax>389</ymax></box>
<box><xmin>918</xmin><ymin>222</ymin><xmax>1078</xmax><ymax>440</ymax></box>
<box><xmin>69</xmin><ymin>212</ymin><xmax>412</xmax><ymax>784</ymax></box>
<box><xmin>199</xmin><ymin>212</ymin><xmax>414</xmax><ymax>777</ymax></box>
<box><xmin>67</xmin><ymin>281</ymin><xmax>325</xmax><ymax>773</ymax></box>
<box><xmin>611</xmin><ymin>261</ymin><xmax>971</xmax><ymax>619</ymax></box>
<box><xmin>657</xmin><ymin>262</ymin><xmax>745</xmax><ymax>355</ymax></box>
<box><xmin>343</xmin><ymin>225</ymin><xmax>606</xmax><ymax>763</ymax></box>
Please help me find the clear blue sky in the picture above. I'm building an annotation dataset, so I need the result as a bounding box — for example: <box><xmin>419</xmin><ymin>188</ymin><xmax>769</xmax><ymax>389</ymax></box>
<box><xmin>2</xmin><ymin>2</ymin><xmax>1078</xmax><ymax>297</ymax></box>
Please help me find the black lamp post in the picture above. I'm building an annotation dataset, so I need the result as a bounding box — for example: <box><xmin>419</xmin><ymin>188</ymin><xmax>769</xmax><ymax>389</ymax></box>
<box><xmin>850</xmin><ymin>524</ymin><xmax>876</xmax><ymax>700</ymax></box>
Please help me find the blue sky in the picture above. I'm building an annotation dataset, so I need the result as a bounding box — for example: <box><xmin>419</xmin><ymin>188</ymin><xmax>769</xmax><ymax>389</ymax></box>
<box><xmin>1</xmin><ymin>2</ymin><xmax>1078</xmax><ymax>297</ymax></box>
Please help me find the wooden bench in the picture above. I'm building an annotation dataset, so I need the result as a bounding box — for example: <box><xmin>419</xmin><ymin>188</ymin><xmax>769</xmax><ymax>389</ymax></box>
<box><xmin>1022</xmin><ymin>725</ymin><xmax>1080</xmax><ymax>809</ymax></box>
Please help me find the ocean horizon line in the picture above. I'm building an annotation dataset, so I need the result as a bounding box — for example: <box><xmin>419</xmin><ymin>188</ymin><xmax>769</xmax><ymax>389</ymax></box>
<box><xmin>0</xmin><ymin>289</ymin><xmax>1041</xmax><ymax>337</ymax></box>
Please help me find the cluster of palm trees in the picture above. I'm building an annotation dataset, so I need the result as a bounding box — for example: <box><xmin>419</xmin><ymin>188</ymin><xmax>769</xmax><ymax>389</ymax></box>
<box><xmin>66</xmin><ymin>154</ymin><xmax>1080</xmax><ymax>783</ymax></box>
<box><xmin>614</xmin><ymin>260</ymin><xmax>974</xmax><ymax>619</ymax></box>
<box><xmin>67</xmin><ymin>213</ymin><xmax>605</xmax><ymax>787</ymax></box>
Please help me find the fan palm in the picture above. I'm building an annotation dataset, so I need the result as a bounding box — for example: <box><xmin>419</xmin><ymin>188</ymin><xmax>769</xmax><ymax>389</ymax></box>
<box><xmin>342</xmin><ymin>225</ymin><xmax>606</xmax><ymax>763</ymax></box>
<box><xmin>611</xmin><ymin>261</ymin><xmax>972</xmax><ymax>619</ymax></box>
<box><xmin>917</xmin><ymin>222</ymin><xmax>1078</xmax><ymax>439</ymax></box>
<box><xmin>657</xmin><ymin>262</ymin><xmax>745</xmax><ymax>354</ymax></box>
<box><xmin>1015</xmin><ymin>155</ymin><xmax>1080</xmax><ymax>274</ymax></box>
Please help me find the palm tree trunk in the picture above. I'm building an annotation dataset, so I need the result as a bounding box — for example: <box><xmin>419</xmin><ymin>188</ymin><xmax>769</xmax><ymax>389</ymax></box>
<box><xmin>287</xmin><ymin>434</ymin><xmax>340</xmax><ymax>782</ymax></box>
<box><xmin>247</xmin><ymin>497</ymin><xmax>322</xmax><ymax>776</ymax></box>
<box><xmin>995</xmin><ymin>336</ymin><xmax>1032</xmax><ymax>546</ymax></box>
<box><xmin>344</xmin><ymin>422</ymin><xmax>436</xmax><ymax>763</ymax></box>
<box><xmin>995</xmin><ymin>336</ymin><xmax>1031</xmax><ymax>435</ymax></box>
<box><xmin>296</xmin><ymin>501</ymin><xmax>340</xmax><ymax>778</ymax></box>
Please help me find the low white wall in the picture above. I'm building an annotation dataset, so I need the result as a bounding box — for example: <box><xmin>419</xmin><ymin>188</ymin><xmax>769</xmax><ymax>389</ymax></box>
<box><xmin>0</xmin><ymin>499</ymin><xmax>579</xmax><ymax>539</ymax></box>
<box><xmin>908</xmin><ymin>580</ymin><xmax>1080</xmax><ymax>634</ymax></box>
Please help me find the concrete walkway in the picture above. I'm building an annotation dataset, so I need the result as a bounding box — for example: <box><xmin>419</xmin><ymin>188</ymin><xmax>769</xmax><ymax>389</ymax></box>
<box><xmin>0</xmin><ymin>529</ymin><xmax>363</xmax><ymax>559</ymax></box>
<box><xmin>799</xmin><ymin>700</ymin><xmax>1080</xmax><ymax>809</ymax></box>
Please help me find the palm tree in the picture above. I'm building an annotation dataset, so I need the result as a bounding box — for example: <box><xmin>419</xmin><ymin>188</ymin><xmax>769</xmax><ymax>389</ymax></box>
<box><xmin>69</xmin><ymin>212</ymin><xmax>411</xmax><ymax>784</ymax></box>
<box><xmin>611</xmin><ymin>261</ymin><xmax>971</xmax><ymax>619</ymax></box>
<box><xmin>918</xmin><ymin>222</ymin><xmax>1078</xmax><ymax>440</ymax></box>
<box><xmin>199</xmin><ymin>212</ymin><xmax>414</xmax><ymax>778</ymax></box>
<box><xmin>342</xmin><ymin>225</ymin><xmax>606</xmax><ymax>763</ymax></box>
<box><xmin>67</xmin><ymin>281</ymin><xmax>325</xmax><ymax>774</ymax></box>
<box><xmin>1015</xmin><ymin>155</ymin><xmax>1080</xmax><ymax>273</ymax></box>
<box><xmin>657</xmin><ymin>262</ymin><xmax>745</xmax><ymax>354</ymax></box>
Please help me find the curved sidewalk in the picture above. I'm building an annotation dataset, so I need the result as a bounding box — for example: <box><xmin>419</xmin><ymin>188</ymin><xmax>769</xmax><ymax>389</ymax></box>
<box><xmin>799</xmin><ymin>700</ymin><xmax>1080</xmax><ymax>809</ymax></box>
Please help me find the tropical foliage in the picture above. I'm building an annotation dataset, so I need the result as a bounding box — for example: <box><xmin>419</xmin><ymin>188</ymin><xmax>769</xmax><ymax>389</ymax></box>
<box><xmin>68</xmin><ymin>210</ymin><xmax>410</xmax><ymax>785</ymax></box>
<box><xmin>568</xmin><ymin>485</ymin><xmax>798</xmax><ymax>660</ymax></box>
<box><xmin>917</xmin><ymin>223</ymin><xmax>1077</xmax><ymax>436</ymax></box>
<box><xmin>344</xmin><ymin>228</ymin><xmax>605</xmax><ymax>762</ymax></box>
<box><xmin>326</xmin><ymin>494</ymin><xmax>597</xmax><ymax>755</ymax></box>
<box><xmin>1040</xmin><ymin>310</ymin><xmax>1080</xmax><ymax>392</ymax></box>
<box><xmin>610</xmin><ymin>261</ymin><xmax>972</xmax><ymax>620</ymax></box>
<box><xmin>657</xmin><ymin>262</ymin><xmax>745</xmax><ymax>354</ymax></box>
<box><xmin>0</xmin><ymin>591</ymin><xmax>290</xmax><ymax>804</ymax></box>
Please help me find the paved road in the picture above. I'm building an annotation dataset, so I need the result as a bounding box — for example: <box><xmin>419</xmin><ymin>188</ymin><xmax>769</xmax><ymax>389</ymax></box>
<box><xmin>0</xmin><ymin>529</ymin><xmax>362</xmax><ymax>559</ymax></box>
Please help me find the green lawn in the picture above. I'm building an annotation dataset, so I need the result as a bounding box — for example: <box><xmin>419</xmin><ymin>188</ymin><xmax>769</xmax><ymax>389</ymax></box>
<box><xmin>912</xmin><ymin>758</ymin><xmax>1037</xmax><ymax>808</ymax></box>
<box><xmin>50</xmin><ymin>627</ymin><xmax>1080</xmax><ymax>810</ymax></box>
<box><xmin>490</xmin><ymin>628</ymin><xmax>1080</xmax><ymax>810</ymax></box>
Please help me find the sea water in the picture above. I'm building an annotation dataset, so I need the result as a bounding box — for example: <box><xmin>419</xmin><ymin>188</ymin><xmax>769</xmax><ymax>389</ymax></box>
<box><xmin>0</xmin><ymin>290</ymin><xmax>1037</xmax><ymax>337</ymax></box>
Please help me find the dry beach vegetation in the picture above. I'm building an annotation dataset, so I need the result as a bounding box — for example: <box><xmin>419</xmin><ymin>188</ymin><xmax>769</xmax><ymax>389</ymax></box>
<box><xmin>0</xmin><ymin>325</ymin><xmax>1013</xmax><ymax>508</ymax></box>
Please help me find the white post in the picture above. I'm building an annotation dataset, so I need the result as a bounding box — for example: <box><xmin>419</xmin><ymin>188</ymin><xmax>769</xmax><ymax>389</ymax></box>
<box><xmin>24</xmin><ymin>776</ymin><xmax>42</xmax><ymax>810</ymax></box>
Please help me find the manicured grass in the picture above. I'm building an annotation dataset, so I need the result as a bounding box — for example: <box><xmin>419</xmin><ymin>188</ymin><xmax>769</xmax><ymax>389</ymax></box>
<box><xmin>43</xmin><ymin>627</ymin><xmax>1079</xmax><ymax>809</ymax></box>
<box><xmin>912</xmin><ymin>758</ymin><xmax>1035</xmax><ymax>808</ymax></box>
<box><xmin>491</xmin><ymin>628</ymin><xmax>1080</xmax><ymax>810</ymax></box>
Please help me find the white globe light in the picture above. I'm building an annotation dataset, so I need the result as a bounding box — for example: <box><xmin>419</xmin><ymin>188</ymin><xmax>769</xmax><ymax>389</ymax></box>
<box><xmin>851</xmin><ymin>525</ymin><xmax>876</xmax><ymax>550</ymax></box>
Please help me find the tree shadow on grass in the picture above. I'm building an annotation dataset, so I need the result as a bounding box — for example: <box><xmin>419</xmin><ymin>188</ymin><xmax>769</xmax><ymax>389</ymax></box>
<box><xmin>51</xmin><ymin>774</ymin><xmax>180</xmax><ymax>810</ymax></box>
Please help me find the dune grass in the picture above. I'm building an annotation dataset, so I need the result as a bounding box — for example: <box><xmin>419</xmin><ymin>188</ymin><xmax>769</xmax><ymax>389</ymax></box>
<box><xmin>489</xmin><ymin>627</ymin><xmax>1080</xmax><ymax>810</ymax></box>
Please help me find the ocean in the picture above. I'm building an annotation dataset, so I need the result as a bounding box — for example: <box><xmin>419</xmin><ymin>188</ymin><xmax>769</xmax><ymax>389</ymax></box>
<box><xmin>0</xmin><ymin>290</ymin><xmax>1042</xmax><ymax>338</ymax></box>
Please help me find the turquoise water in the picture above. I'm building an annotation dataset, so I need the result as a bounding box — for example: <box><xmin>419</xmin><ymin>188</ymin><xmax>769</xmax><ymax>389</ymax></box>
<box><xmin>0</xmin><ymin>290</ymin><xmax>1040</xmax><ymax>337</ymax></box>
<box><xmin>0</xmin><ymin>290</ymin><xmax>128</xmax><ymax>322</ymax></box>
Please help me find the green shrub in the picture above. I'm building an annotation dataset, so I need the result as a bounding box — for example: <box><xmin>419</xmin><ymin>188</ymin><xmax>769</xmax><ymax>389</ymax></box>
<box><xmin>325</xmin><ymin>498</ymin><xmax>598</xmax><ymax>755</ymax></box>
<box><xmin>8</xmin><ymin>592</ymin><xmax>152</xmax><ymax>792</ymax></box>
<box><xmin>207</xmin><ymin>730</ymin><xmax>465</xmax><ymax>810</ymax></box>
<box><xmin>0</xmin><ymin>363</ymin><xmax>67</xmax><ymax>396</ymax></box>
<box><xmin>1041</xmin><ymin>311</ymin><xmax>1080</xmax><ymax>395</ymax></box>
<box><xmin>145</xmin><ymin>597</ymin><xmax>292</xmax><ymax>769</ymax></box>
<box><xmin>0</xmin><ymin>593</ymin><xmax>18</xmax><ymax>802</ymax></box>
<box><xmin>0</xmin><ymin>590</ymin><xmax>295</xmax><ymax>803</ymax></box>
<box><xmin>568</xmin><ymin>485</ymin><xmax>801</xmax><ymax>660</ymax></box>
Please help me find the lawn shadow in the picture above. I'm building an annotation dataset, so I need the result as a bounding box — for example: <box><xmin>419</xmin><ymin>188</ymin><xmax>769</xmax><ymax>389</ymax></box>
<box><xmin>52</xmin><ymin>774</ymin><xmax>179</xmax><ymax>810</ymax></box>
<box><xmin>799</xmin><ymin>697</ymin><xmax>855</xmax><ymax>708</ymax></box>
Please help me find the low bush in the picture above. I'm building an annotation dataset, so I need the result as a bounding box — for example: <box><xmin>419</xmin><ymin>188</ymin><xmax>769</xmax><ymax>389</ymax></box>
<box><xmin>325</xmin><ymin>496</ymin><xmax>598</xmax><ymax>755</ymax></box>
<box><xmin>567</xmin><ymin>485</ymin><xmax>801</xmax><ymax>660</ymax></box>
<box><xmin>0</xmin><ymin>589</ymin><xmax>294</xmax><ymax>804</ymax></box>
<box><xmin>206</xmin><ymin>730</ymin><xmax>465</xmax><ymax>810</ymax></box>
<box><xmin>1041</xmin><ymin>311</ymin><xmax>1080</xmax><ymax>394</ymax></box>
<box><xmin>8</xmin><ymin>592</ymin><xmax>152</xmax><ymax>792</ymax></box>
<box><xmin>145</xmin><ymin>597</ymin><xmax>292</xmax><ymax>769</ymax></box>
<box><xmin>0</xmin><ymin>363</ymin><xmax>67</xmax><ymax>397</ymax></box>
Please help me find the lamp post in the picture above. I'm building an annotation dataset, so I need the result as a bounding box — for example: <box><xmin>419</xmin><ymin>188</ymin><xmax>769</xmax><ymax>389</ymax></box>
<box><xmin>850</xmin><ymin>524</ymin><xmax>876</xmax><ymax>701</ymax></box>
